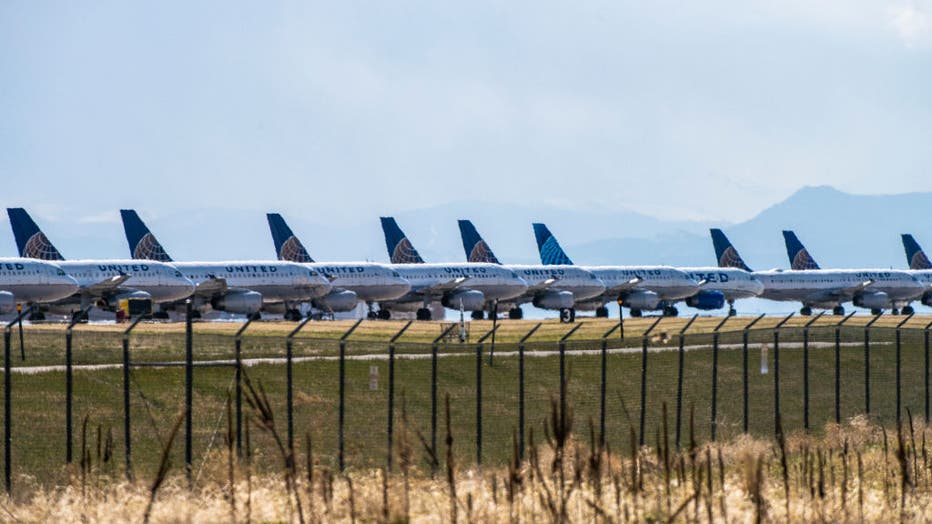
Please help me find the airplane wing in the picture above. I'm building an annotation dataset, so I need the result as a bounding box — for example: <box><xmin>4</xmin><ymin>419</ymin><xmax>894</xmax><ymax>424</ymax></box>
<box><xmin>418</xmin><ymin>277</ymin><xmax>469</xmax><ymax>294</ymax></box>
<box><xmin>193</xmin><ymin>276</ymin><xmax>229</xmax><ymax>297</ymax></box>
<box><xmin>605</xmin><ymin>277</ymin><xmax>643</xmax><ymax>294</ymax></box>
<box><xmin>82</xmin><ymin>274</ymin><xmax>132</xmax><ymax>296</ymax></box>
<box><xmin>526</xmin><ymin>278</ymin><xmax>558</xmax><ymax>293</ymax></box>
<box><xmin>806</xmin><ymin>279</ymin><xmax>874</xmax><ymax>303</ymax></box>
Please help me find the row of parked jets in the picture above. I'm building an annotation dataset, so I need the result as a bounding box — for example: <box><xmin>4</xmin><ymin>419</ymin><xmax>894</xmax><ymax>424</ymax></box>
<box><xmin>0</xmin><ymin>207</ymin><xmax>931</xmax><ymax>322</ymax></box>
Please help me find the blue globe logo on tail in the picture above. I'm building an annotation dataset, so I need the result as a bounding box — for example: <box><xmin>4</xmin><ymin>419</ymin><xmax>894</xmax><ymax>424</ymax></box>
<box><xmin>540</xmin><ymin>237</ymin><xmax>572</xmax><ymax>265</ymax></box>
<box><xmin>912</xmin><ymin>251</ymin><xmax>931</xmax><ymax>271</ymax></box>
<box><xmin>718</xmin><ymin>247</ymin><xmax>750</xmax><ymax>271</ymax></box>
<box><xmin>279</xmin><ymin>236</ymin><xmax>314</xmax><ymax>263</ymax></box>
<box><xmin>132</xmin><ymin>233</ymin><xmax>172</xmax><ymax>262</ymax></box>
<box><xmin>392</xmin><ymin>238</ymin><xmax>423</xmax><ymax>264</ymax></box>
<box><xmin>23</xmin><ymin>232</ymin><xmax>64</xmax><ymax>261</ymax></box>
<box><xmin>468</xmin><ymin>241</ymin><xmax>499</xmax><ymax>264</ymax></box>
<box><xmin>792</xmin><ymin>249</ymin><xmax>820</xmax><ymax>270</ymax></box>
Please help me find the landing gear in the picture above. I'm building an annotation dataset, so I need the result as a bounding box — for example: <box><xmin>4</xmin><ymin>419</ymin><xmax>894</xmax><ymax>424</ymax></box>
<box><xmin>630</xmin><ymin>309</ymin><xmax>643</xmax><ymax>318</ymax></box>
<box><xmin>727</xmin><ymin>301</ymin><xmax>737</xmax><ymax>317</ymax></box>
<box><xmin>903</xmin><ymin>305</ymin><xmax>915</xmax><ymax>315</ymax></box>
<box><xmin>871</xmin><ymin>308</ymin><xmax>882</xmax><ymax>315</ymax></box>
<box><xmin>152</xmin><ymin>310</ymin><xmax>170</xmax><ymax>320</ymax></box>
<box><xmin>367</xmin><ymin>310</ymin><xmax>378</xmax><ymax>319</ymax></box>
<box><xmin>560</xmin><ymin>308</ymin><xmax>576</xmax><ymax>323</ymax></box>
<box><xmin>471</xmin><ymin>310</ymin><xmax>485</xmax><ymax>320</ymax></box>
<box><xmin>662</xmin><ymin>306</ymin><xmax>679</xmax><ymax>317</ymax></box>
<box><xmin>377</xmin><ymin>309</ymin><xmax>391</xmax><ymax>320</ymax></box>
<box><xmin>595</xmin><ymin>306</ymin><xmax>609</xmax><ymax>318</ymax></box>
<box><xmin>284</xmin><ymin>309</ymin><xmax>302</xmax><ymax>321</ymax></box>
<box><xmin>27</xmin><ymin>311</ymin><xmax>45</xmax><ymax>321</ymax></box>
<box><xmin>508</xmin><ymin>307</ymin><xmax>524</xmax><ymax>320</ymax></box>
<box><xmin>892</xmin><ymin>308</ymin><xmax>901</xmax><ymax>315</ymax></box>
<box><xmin>800</xmin><ymin>306</ymin><xmax>813</xmax><ymax>316</ymax></box>
<box><xmin>416</xmin><ymin>308</ymin><xmax>432</xmax><ymax>321</ymax></box>
<box><xmin>832</xmin><ymin>306</ymin><xmax>845</xmax><ymax>316</ymax></box>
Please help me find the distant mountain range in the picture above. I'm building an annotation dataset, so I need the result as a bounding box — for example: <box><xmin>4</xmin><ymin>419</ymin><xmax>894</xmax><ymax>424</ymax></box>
<box><xmin>2</xmin><ymin>186</ymin><xmax>930</xmax><ymax>273</ymax></box>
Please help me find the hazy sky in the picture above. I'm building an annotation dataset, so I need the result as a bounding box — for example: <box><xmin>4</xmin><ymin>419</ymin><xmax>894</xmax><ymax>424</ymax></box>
<box><xmin>2</xmin><ymin>1</ymin><xmax>930</xmax><ymax>226</ymax></box>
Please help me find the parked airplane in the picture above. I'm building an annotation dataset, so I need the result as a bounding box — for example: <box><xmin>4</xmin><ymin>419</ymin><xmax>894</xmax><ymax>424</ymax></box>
<box><xmin>7</xmin><ymin>208</ymin><xmax>195</xmax><ymax>320</ymax></box>
<box><xmin>378</xmin><ymin>217</ymin><xmax>529</xmax><ymax>320</ymax></box>
<box><xmin>0</xmin><ymin>258</ymin><xmax>80</xmax><ymax>315</ymax></box>
<box><xmin>899</xmin><ymin>234</ymin><xmax>932</xmax><ymax>310</ymax></box>
<box><xmin>266</xmin><ymin>213</ymin><xmax>411</xmax><ymax>317</ymax></box>
<box><xmin>531</xmin><ymin>223</ymin><xmax>699</xmax><ymax>317</ymax></box>
<box><xmin>120</xmin><ymin>210</ymin><xmax>331</xmax><ymax>319</ymax></box>
<box><xmin>457</xmin><ymin>219</ymin><xmax>607</xmax><ymax>321</ymax></box>
<box><xmin>714</xmin><ymin>229</ymin><xmax>923</xmax><ymax>315</ymax></box>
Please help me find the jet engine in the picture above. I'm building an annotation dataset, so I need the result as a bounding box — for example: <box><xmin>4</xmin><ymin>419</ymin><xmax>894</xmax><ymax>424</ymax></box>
<box><xmin>314</xmin><ymin>289</ymin><xmax>359</xmax><ymax>312</ymax></box>
<box><xmin>441</xmin><ymin>289</ymin><xmax>485</xmax><ymax>311</ymax></box>
<box><xmin>0</xmin><ymin>291</ymin><xmax>14</xmax><ymax>314</ymax></box>
<box><xmin>922</xmin><ymin>292</ymin><xmax>932</xmax><ymax>307</ymax></box>
<box><xmin>685</xmin><ymin>290</ymin><xmax>726</xmax><ymax>310</ymax></box>
<box><xmin>854</xmin><ymin>291</ymin><xmax>890</xmax><ymax>310</ymax></box>
<box><xmin>621</xmin><ymin>290</ymin><xmax>662</xmax><ymax>311</ymax></box>
<box><xmin>212</xmin><ymin>290</ymin><xmax>263</xmax><ymax>314</ymax></box>
<box><xmin>532</xmin><ymin>290</ymin><xmax>575</xmax><ymax>310</ymax></box>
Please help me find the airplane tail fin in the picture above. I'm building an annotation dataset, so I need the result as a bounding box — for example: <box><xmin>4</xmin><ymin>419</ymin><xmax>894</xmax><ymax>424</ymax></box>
<box><xmin>532</xmin><ymin>223</ymin><xmax>573</xmax><ymax>265</ymax></box>
<box><xmin>119</xmin><ymin>210</ymin><xmax>173</xmax><ymax>262</ymax></box>
<box><xmin>710</xmin><ymin>228</ymin><xmax>752</xmax><ymax>271</ymax></box>
<box><xmin>6</xmin><ymin>208</ymin><xmax>65</xmax><ymax>260</ymax></box>
<box><xmin>782</xmin><ymin>230</ymin><xmax>820</xmax><ymax>270</ymax></box>
<box><xmin>380</xmin><ymin>217</ymin><xmax>425</xmax><ymax>264</ymax></box>
<box><xmin>902</xmin><ymin>234</ymin><xmax>932</xmax><ymax>270</ymax></box>
<box><xmin>457</xmin><ymin>220</ymin><xmax>500</xmax><ymax>264</ymax></box>
<box><xmin>267</xmin><ymin>213</ymin><xmax>314</xmax><ymax>263</ymax></box>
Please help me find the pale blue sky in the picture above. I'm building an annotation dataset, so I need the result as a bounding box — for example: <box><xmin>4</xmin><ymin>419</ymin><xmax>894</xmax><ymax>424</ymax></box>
<box><xmin>2</xmin><ymin>1</ymin><xmax>931</xmax><ymax>227</ymax></box>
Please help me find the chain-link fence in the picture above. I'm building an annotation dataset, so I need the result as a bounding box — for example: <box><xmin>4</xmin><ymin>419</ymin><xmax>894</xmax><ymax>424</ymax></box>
<box><xmin>1</xmin><ymin>311</ymin><xmax>931</xmax><ymax>494</ymax></box>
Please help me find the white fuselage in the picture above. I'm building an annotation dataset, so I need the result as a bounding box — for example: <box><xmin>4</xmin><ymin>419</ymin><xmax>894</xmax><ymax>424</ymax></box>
<box><xmin>174</xmin><ymin>261</ymin><xmax>331</xmax><ymax>303</ymax></box>
<box><xmin>755</xmin><ymin>269</ymin><xmax>924</xmax><ymax>308</ymax></box>
<box><xmin>586</xmin><ymin>266</ymin><xmax>699</xmax><ymax>304</ymax></box>
<box><xmin>308</xmin><ymin>262</ymin><xmax>411</xmax><ymax>302</ymax></box>
<box><xmin>58</xmin><ymin>260</ymin><xmax>195</xmax><ymax>303</ymax></box>
<box><xmin>0</xmin><ymin>258</ymin><xmax>79</xmax><ymax>303</ymax></box>
<box><xmin>507</xmin><ymin>265</ymin><xmax>607</xmax><ymax>305</ymax></box>
<box><xmin>389</xmin><ymin>263</ymin><xmax>529</xmax><ymax>305</ymax></box>
<box><xmin>679</xmin><ymin>267</ymin><xmax>764</xmax><ymax>301</ymax></box>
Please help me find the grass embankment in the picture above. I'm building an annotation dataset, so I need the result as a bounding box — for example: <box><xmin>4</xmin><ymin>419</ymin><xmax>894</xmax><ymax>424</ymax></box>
<box><xmin>4</xmin><ymin>413</ymin><xmax>932</xmax><ymax>522</ymax></box>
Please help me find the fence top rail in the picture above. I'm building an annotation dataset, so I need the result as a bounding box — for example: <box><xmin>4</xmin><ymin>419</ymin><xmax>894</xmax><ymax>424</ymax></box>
<box><xmin>774</xmin><ymin>312</ymin><xmax>795</xmax><ymax>330</ymax></box>
<box><xmin>713</xmin><ymin>315</ymin><xmax>730</xmax><ymax>332</ymax></box>
<box><xmin>896</xmin><ymin>313</ymin><xmax>916</xmax><ymax>329</ymax></box>
<box><xmin>865</xmin><ymin>313</ymin><xmax>884</xmax><ymax>328</ymax></box>
<box><xmin>389</xmin><ymin>320</ymin><xmax>414</xmax><ymax>343</ymax></box>
<box><xmin>678</xmin><ymin>314</ymin><xmax>700</xmax><ymax>335</ymax></box>
<box><xmin>837</xmin><ymin>311</ymin><xmax>857</xmax><ymax>327</ymax></box>
<box><xmin>743</xmin><ymin>313</ymin><xmax>767</xmax><ymax>331</ymax></box>
<box><xmin>803</xmin><ymin>311</ymin><xmax>825</xmax><ymax>328</ymax></box>
<box><xmin>602</xmin><ymin>320</ymin><xmax>622</xmax><ymax>339</ymax></box>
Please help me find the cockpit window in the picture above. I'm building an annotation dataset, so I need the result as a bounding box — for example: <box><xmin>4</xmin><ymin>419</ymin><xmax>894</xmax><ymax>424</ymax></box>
<box><xmin>175</xmin><ymin>271</ymin><xmax>183</xmax><ymax>278</ymax></box>
<box><xmin>57</xmin><ymin>269</ymin><xmax>67</xmax><ymax>276</ymax></box>
<box><xmin>510</xmin><ymin>271</ymin><xmax>519</xmax><ymax>278</ymax></box>
<box><xmin>392</xmin><ymin>271</ymin><xmax>401</xmax><ymax>277</ymax></box>
<box><xmin>309</xmin><ymin>270</ymin><xmax>319</xmax><ymax>276</ymax></box>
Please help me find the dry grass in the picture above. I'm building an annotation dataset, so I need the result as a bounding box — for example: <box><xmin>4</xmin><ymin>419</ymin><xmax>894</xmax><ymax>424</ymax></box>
<box><xmin>6</xmin><ymin>412</ymin><xmax>932</xmax><ymax>522</ymax></box>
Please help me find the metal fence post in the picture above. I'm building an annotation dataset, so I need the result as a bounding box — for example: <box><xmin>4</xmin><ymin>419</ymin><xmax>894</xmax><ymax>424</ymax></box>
<box><xmin>336</xmin><ymin>319</ymin><xmax>363</xmax><ymax>472</ymax></box>
<box><xmin>64</xmin><ymin>305</ymin><xmax>91</xmax><ymax>465</ymax></box>
<box><xmin>925</xmin><ymin>320</ymin><xmax>932</xmax><ymax>424</ymax></box>
<box><xmin>710</xmin><ymin>315</ymin><xmax>731</xmax><ymax>441</ymax></box>
<box><xmin>802</xmin><ymin>312</ymin><xmax>825</xmax><ymax>432</ymax></box>
<box><xmin>282</xmin><ymin>315</ymin><xmax>314</xmax><ymax>459</ymax></box>
<box><xmin>772</xmin><ymin>313</ymin><xmax>794</xmax><ymax>436</ymax></box>
<box><xmin>4</xmin><ymin>306</ymin><xmax>33</xmax><ymax>494</ymax></box>
<box><xmin>895</xmin><ymin>314</ymin><xmax>914</xmax><ymax>424</ymax></box>
<box><xmin>430</xmin><ymin>324</ymin><xmax>458</xmax><ymax>472</ymax></box>
<box><xmin>183</xmin><ymin>300</ymin><xmax>194</xmax><ymax>488</ymax></box>
<box><xmin>639</xmin><ymin>316</ymin><xmax>664</xmax><ymax>446</ymax></box>
<box><xmin>474</xmin><ymin>325</ymin><xmax>499</xmax><ymax>467</ymax></box>
<box><xmin>559</xmin><ymin>323</ymin><xmax>584</xmax><ymax>429</ymax></box>
<box><xmin>741</xmin><ymin>314</ymin><xmax>766</xmax><ymax>434</ymax></box>
<box><xmin>600</xmin><ymin>321</ymin><xmax>623</xmax><ymax>447</ymax></box>
<box><xmin>674</xmin><ymin>315</ymin><xmax>699</xmax><ymax>450</ymax></box>
<box><xmin>234</xmin><ymin>314</ymin><xmax>260</xmax><ymax>456</ymax></box>
<box><xmin>834</xmin><ymin>312</ymin><xmax>856</xmax><ymax>424</ymax></box>
<box><xmin>121</xmin><ymin>313</ymin><xmax>147</xmax><ymax>482</ymax></box>
<box><xmin>519</xmin><ymin>323</ymin><xmax>543</xmax><ymax>459</ymax></box>
<box><xmin>864</xmin><ymin>313</ymin><xmax>883</xmax><ymax>417</ymax></box>
<box><xmin>386</xmin><ymin>321</ymin><xmax>413</xmax><ymax>471</ymax></box>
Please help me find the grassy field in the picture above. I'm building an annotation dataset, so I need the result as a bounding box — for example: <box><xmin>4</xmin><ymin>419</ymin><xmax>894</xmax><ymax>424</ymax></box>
<box><xmin>0</xmin><ymin>315</ymin><xmax>929</xmax><ymax>489</ymax></box>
